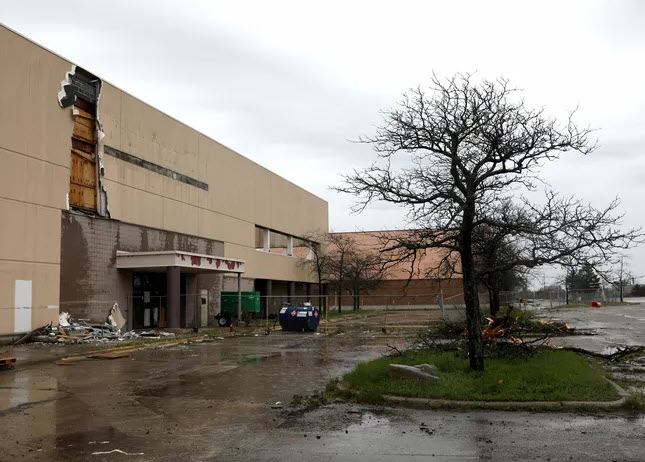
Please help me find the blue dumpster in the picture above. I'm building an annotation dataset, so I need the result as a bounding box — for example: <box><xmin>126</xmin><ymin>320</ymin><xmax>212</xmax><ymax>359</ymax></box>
<box><xmin>278</xmin><ymin>304</ymin><xmax>320</xmax><ymax>332</ymax></box>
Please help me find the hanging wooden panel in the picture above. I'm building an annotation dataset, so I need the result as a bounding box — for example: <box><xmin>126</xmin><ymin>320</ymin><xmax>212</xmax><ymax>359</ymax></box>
<box><xmin>69</xmin><ymin>101</ymin><xmax>97</xmax><ymax>210</ymax></box>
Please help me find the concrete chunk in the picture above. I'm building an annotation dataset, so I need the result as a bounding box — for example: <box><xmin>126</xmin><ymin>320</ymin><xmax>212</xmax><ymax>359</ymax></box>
<box><xmin>416</xmin><ymin>364</ymin><xmax>439</xmax><ymax>375</ymax></box>
<box><xmin>386</xmin><ymin>364</ymin><xmax>439</xmax><ymax>382</ymax></box>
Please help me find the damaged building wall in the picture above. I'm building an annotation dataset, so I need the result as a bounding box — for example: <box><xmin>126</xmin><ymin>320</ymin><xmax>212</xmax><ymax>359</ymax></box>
<box><xmin>97</xmin><ymin>82</ymin><xmax>328</xmax><ymax>282</ymax></box>
<box><xmin>0</xmin><ymin>26</ymin><xmax>72</xmax><ymax>336</ymax></box>
<box><xmin>59</xmin><ymin>211</ymin><xmax>225</xmax><ymax>325</ymax></box>
<box><xmin>1</xmin><ymin>25</ymin><xmax>330</xmax><ymax>335</ymax></box>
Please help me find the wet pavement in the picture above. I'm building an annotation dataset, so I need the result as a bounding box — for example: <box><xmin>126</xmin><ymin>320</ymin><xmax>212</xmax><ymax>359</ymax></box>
<box><xmin>540</xmin><ymin>303</ymin><xmax>645</xmax><ymax>352</ymax></box>
<box><xmin>1</xmin><ymin>307</ymin><xmax>645</xmax><ymax>461</ymax></box>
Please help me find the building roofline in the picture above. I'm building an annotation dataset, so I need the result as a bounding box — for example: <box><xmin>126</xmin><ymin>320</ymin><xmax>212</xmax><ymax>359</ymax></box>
<box><xmin>330</xmin><ymin>229</ymin><xmax>422</xmax><ymax>234</ymax></box>
<box><xmin>0</xmin><ymin>22</ymin><xmax>327</xmax><ymax>205</ymax></box>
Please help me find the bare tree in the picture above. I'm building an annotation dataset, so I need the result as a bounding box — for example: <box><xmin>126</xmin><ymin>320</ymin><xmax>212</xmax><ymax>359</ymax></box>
<box><xmin>336</xmin><ymin>73</ymin><xmax>641</xmax><ymax>371</ymax></box>
<box><xmin>298</xmin><ymin>231</ymin><xmax>334</xmax><ymax>309</ymax></box>
<box><xmin>595</xmin><ymin>255</ymin><xmax>638</xmax><ymax>303</ymax></box>
<box><xmin>343</xmin><ymin>251</ymin><xmax>389</xmax><ymax>310</ymax></box>
<box><xmin>327</xmin><ymin>233</ymin><xmax>358</xmax><ymax>313</ymax></box>
<box><xmin>473</xmin><ymin>225</ymin><xmax>528</xmax><ymax>316</ymax></box>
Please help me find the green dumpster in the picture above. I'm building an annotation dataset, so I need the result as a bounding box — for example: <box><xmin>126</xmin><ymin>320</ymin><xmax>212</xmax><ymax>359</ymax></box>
<box><xmin>218</xmin><ymin>291</ymin><xmax>261</xmax><ymax>326</ymax></box>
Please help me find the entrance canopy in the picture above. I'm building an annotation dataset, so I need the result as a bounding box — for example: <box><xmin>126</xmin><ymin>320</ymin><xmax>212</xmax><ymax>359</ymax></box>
<box><xmin>116</xmin><ymin>250</ymin><xmax>245</xmax><ymax>273</ymax></box>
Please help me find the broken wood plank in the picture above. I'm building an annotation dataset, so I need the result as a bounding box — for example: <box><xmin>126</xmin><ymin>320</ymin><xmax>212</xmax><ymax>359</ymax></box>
<box><xmin>72</xmin><ymin>136</ymin><xmax>96</xmax><ymax>154</ymax></box>
<box><xmin>72</xmin><ymin>122</ymin><xmax>96</xmax><ymax>143</ymax></box>
<box><xmin>13</xmin><ymin>324</ymin><xmax>49</xmax><ymax>345</ymax></box>
<box><xmin>71</xmin><ymin>147</ymin><xmax>95</xmax><ymax>162</ymax></box>
<box><xmin>88</xmin><ymin>351</ymin><xmax>130</xmax><ymax>360</ymax></box>
<box><xmin>56</xmin><ymin>334</ymin><xmax>75</xmax><ymax>340</ymax></box>
<box><xmin>0</xmin><ymin>357</ymin><xmax>16</xmax><ymax>368</ymax></box>
<box><xmin>73</xmin><ymin>106</ymin><xmax>95</xmax><ymax>120</ymax></box>
<box><xmin>73</xmin><ymin>97</ymin><xmax>95</xmax><ymax>115</ymax></box>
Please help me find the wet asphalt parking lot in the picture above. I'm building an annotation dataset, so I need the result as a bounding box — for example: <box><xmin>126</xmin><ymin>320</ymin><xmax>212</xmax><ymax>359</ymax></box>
<box><xmin>1</xmin><ymin>305</ymin><xmax>645</xmax><ymax>461</ymax></box>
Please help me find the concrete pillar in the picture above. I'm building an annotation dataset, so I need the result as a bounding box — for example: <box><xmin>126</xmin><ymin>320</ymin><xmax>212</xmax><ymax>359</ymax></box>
<box><xmin>288</xmin><ymin>281</ymin><xmax>296</xmax><ymax>304</ymax></box>
<box><xmin>185</xmin><ymin>274</ymin><xmax>197</xmax><ymax>328</ymax></box>
<box><xmin>306</xmin><ymin>282</ymin><xmax>312</xmax><ymax>301</ymax></box>
<box><xmin>265</xmin><ymin>279</ymin><xmax>272</xmax><ymax>318</ymax></box>
<box><xmin>237</xmin><ymin>273</ymin><xmax>242</xmax><ymax>322</ymax></box>
<box><xmin>167</xmin><ymin>266</ymin><xmax>181</xmax><ymax>328</ymax></box>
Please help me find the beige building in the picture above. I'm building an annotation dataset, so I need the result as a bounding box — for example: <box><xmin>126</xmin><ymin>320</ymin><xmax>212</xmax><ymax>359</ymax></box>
<box><xmin>0</xmin><ymin>25</ymin><xmax>328</xmax><ymax>338</ymax></box>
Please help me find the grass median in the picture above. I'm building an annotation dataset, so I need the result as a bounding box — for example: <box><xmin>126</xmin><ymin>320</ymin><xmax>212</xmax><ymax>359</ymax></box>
<box><xmin>341</xmin><ymin>348</ymin><xmax>619</xmax><ymax>403</ymax></box>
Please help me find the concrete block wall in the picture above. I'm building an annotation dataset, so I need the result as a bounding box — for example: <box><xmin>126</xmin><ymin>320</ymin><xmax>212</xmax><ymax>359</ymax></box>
<box><xmin>60</xmin><ymin>210</ymin><xmax>224</xmax><ymax>325</ymax></box>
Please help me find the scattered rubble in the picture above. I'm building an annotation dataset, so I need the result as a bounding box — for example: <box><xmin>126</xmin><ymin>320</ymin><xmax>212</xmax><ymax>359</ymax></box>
<box><xmin>13</xmin><ymin>307</ymin><xmax>175</xmax><ymax>345</ymax></box>
<box><xmin>108</xmin><ymin>303</ymin><xmax>126</xmax><ymax>331</ymax></box>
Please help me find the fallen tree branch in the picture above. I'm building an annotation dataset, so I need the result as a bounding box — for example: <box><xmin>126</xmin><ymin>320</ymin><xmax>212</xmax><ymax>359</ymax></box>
<box><xmin>562</xmin><ymin>345</ymin><xmax>645</xmax><ymax>360</ymax></box>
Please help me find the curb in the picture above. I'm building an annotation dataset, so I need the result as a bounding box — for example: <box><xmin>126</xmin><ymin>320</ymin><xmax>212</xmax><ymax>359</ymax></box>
<box><xmin>339</xmin><ymin>378</ymin><xmax>629</xmax><ymax>411</ymax></box>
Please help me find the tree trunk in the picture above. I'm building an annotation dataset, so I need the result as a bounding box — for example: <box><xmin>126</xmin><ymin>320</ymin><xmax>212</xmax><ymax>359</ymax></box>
<box><xmin>490</xmin><ymin>286</ymin><xmax>501</xmax><ymax>317</ymax></box>
<box><xmin>318</xmin><ymin>281</ymin><xmax>324</xmax><ymax>313</ymax></box>
<box><xmin>461</xmin><ymin>231</ymin><xmax>485</xmax><ymax>371</ymax></box>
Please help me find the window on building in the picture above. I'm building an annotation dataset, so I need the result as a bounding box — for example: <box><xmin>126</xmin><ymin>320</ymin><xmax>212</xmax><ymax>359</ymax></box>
<box><xmin>292</xmin><ymin>237</ymin><xmax>313</xmax><ymax>260</ymax></box>
<box><xmin>270</xmin><ymin>230</ymin><xmax>289</xmax><ymax>255</ymax></box>
<box><xmin>255</xmin><ymin>226</ymin><xmax>266</xmax><ymax>250</ymax></box>
<box><xmin>255</xmin><ymin>226</ymin><xmax>309</xmax><ymax>258</ymax></box>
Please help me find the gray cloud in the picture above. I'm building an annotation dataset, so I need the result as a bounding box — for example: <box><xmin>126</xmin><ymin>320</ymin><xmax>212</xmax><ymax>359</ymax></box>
<box><xmin>2</xmin><ymin>0</ymin><xmax>645</xmax><ymax>280</ymax></box>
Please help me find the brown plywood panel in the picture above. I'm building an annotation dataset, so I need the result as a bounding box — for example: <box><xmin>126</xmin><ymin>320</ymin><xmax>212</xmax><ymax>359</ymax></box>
<box><xmin>70</xmin><ymin>152</ymin><xmax>96</xmax><ymax>187</ymax></box>
<box><xmin>69</xmin><ymin>183</ymin><xmax>96</xmax><ymax>210</ymax></box>
<box><xmin>74</xmin><ymin>98</ymin><xmax>96</xmax><ymax>115</ymax></box>
<box><xmin>74</xmin><ymin>114</ymin><xmax>95</xmax><ymax>130</ymax></box>
<box><xmin>71</xmin><ymin>148</ymin><xmax>94</xmax><ymax>162</ymax></box>
<box><xmin>69</xmin><ymin>98</ymin><xmax>98</xmax><ymax>211</ymax></box>
<box><xmin>69</xmin><ymin>129</ymin><xmax>97</xmax><ymax>210</ymax></box>
<box><xmin>72</xmin><ymin>119</ymin><xmax>96</xmax><ymax>143</ymax></box>
<box><xmin>74</xmin><ymin>107</ymin><xmax>95</xmax><ymax>120</ymax></box>
<box><xmin>72</xmin><ymin>137</ymin><xmax>95</xmax><ymax>154</ymax></box>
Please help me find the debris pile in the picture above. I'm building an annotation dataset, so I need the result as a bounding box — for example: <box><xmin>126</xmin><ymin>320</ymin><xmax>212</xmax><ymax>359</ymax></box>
<box><xmin>480</xmin><ymin>312</ymin><xmax>576</xmax><ymax>341</ymax></box>
<box><xmin>13</xmin><ymin>304</ymin><xmax>174</xmax><ymax>345</ymax></box>
<box><xmin>17</xmin><ymin>320</ymin><xmax>124</xmax><ymax>345</ymax></box>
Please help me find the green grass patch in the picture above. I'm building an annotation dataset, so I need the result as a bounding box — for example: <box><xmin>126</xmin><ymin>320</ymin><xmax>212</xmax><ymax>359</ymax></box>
<box><xmin>343</xmin><ymin>349</ymin><xmax>619</xmax><ymax>402</ymax></box>
<box><xmin>624</xmin><ymin>392</ymin><xmax>645</xmax><ymax>412</ymax></box>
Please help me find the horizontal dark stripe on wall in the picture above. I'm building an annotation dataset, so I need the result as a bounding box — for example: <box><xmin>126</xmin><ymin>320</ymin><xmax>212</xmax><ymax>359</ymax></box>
<box><xmin>104</xmin><ymin>145</ymin><xmax>208</xmax><ymax>191</ymax></box>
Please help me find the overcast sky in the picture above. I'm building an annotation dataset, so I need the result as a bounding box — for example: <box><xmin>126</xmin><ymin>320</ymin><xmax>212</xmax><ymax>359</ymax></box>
<box><xmin>3</xmin><ymin>1</ymin><xmax>644</xmax><ymax>284</ymax></box>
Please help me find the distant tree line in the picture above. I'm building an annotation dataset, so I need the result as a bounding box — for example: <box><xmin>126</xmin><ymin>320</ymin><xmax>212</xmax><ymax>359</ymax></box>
<box><xmin>299</xmin><ymin>232</ymin><xmax>388</xmax><ymax>313</ymax></box>
<box><xmin>631</xmin><ymin>284</ymin><xmax>645</xmax><ymax>297</ymax></box>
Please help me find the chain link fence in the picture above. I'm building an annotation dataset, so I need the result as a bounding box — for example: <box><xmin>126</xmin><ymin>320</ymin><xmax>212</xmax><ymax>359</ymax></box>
<box><xmin>499</xmin><ymin>287</ymin><xmax>622</xmax><ymax>309</ymax></box>
<box><xmin>59</xmin><ymin>290</ymin><xmax>497</xmax><ymax>333</ymax></box>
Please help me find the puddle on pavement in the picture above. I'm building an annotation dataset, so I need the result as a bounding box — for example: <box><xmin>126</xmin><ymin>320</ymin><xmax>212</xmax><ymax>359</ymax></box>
<box><xmin>0</xmin><ymin>333</ymin><xmax>409</xmax><ymax>461</ymax></box>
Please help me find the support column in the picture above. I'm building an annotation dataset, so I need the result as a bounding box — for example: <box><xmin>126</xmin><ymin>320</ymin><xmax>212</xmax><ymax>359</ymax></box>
<box><xmin>265</xmin><ymin>279</ymin><xmax>272</xmax><ymax>318</ymax></box>
<box><xmin>167</xmin><ymin>266</ymin><xmax>181</xmax><ymax>328</ymax></box>
<box><xmin>288</xmin><ymin>281</ymin><xmax>296</xmax><ymax>304</ymax></box>
<box><xmin>237</xmin><ymin>273</ymin><xmax>242</xmax><ymax>322</ymax></box>
<box><xmin>306</xmin><ymin>282</ymin><xmax>312</xmax><ymax>302</ymax></box>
